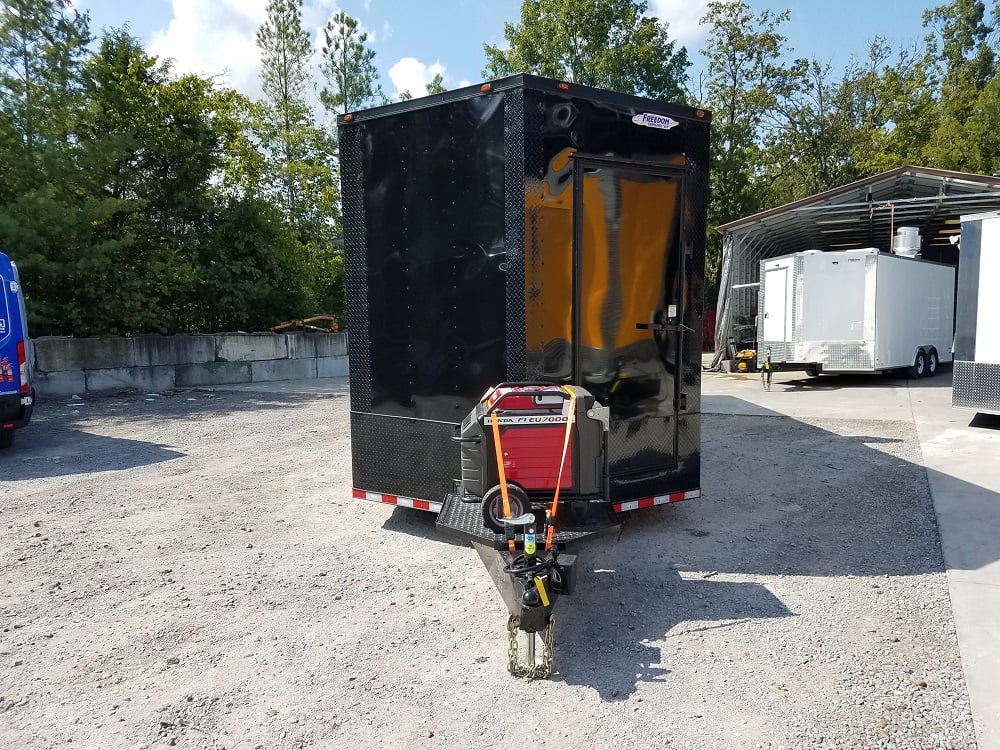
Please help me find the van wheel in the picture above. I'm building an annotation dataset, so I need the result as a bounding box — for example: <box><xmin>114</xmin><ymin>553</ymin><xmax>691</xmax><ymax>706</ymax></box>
<box><xmin>806</xmin><ymin>364</ymin><xmax>821</xmax><ymax>377</ymax></box>
<box><xmin>0</xmin><ymin>429</ymin><xmax>13</xmax><ymax>450</ymax></box>
<box><xmin>909</xmin><ymin>349</ymin><xmax>927</xmax><ymax>379</ymax></box>
<box><xmin>927</xmin><ymin>348</ymin><xmax>939</xmax><ymax>377</ymax></box>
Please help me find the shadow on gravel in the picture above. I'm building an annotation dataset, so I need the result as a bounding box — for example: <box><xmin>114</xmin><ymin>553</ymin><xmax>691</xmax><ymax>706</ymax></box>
<box><xmin>381</xmin><ymin>505</ymin><xmax>457</xmax><ymax>545</ymax></box>
<box><xmin>3</xmin><ymin>425</ymin><xmax>185</xmax><ymax>480</ymax></box>
<box><xmin>33</xmin><ymin>387</ymin><xmax>347</xmax><ymax>425</ymax></box>
<box><xmin>6</xmin><ymin>389</ymin><xmax>346</xmax><ymax>480</ymax></box>
<box><xmin>555</xmin><ymin>567</ymin><xmax>792</xmax><ymax>699</ymax></box>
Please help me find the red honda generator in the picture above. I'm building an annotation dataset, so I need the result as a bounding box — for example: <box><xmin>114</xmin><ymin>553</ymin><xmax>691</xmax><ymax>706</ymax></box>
<box><xmin>454</xmin><ymin>382</ymin><xmax>608</xmax><ymax>532</ymax></box>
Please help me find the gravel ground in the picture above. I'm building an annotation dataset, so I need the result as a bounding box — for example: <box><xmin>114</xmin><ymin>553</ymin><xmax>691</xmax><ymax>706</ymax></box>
<box><xmin>0</xmin><ymin>385</ymin><xmax>976</xmax><ymax>749</ymax></box>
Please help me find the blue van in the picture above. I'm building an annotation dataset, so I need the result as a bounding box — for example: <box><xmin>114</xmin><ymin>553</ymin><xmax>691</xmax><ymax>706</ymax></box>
<box><xmin>0</xmin><ymin>252</ymin><xmax>33</xmax><ymax>449</ymax></box>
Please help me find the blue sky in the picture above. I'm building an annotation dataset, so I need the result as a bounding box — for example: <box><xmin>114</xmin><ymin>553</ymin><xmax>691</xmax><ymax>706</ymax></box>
<box><xmin>73</xmin><ymin>0</ymin><xmax>936</xmax><ymax>119</ymax></box>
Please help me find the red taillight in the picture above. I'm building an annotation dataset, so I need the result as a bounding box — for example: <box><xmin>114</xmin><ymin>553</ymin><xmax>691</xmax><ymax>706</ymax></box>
<box><xmin>17</xmin><ymin>340</ymin><xmax>27</xmax><ymax>394</ymax></box>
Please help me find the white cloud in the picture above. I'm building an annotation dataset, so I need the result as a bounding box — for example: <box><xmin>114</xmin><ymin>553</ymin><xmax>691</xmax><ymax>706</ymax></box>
<box><xmin>387</xmin><ymin>57</ymin><xmax>446</xmax><ymax>99</ymax></box>
<box><xmin>649</xmin><ymin>0</ymin><xmax>712</xmax><ymax>50</ymax></box>
<box><xmin>146</xmin><ymin>0</ymin><xmax>350</xmax><ymax>104</ymax></box>
<box><xmin>147</xmin><ymin>0</ymin><xmax>268</xmax><ymax>98</ymax></box>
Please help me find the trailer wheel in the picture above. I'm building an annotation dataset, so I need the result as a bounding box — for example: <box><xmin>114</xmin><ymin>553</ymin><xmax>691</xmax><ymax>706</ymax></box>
<box><xmin>806</xmin><ymin>364</ymin><xmax>821</xmax><ymax>377</ymax></box>
<box><xmin>909</xmin><ymin>349</ymin><xmax>927</xmax><ymax>379</ymax></box>
<box><xmin>482</xmin><ymin>483</ymin><xmax>530</xmax><ymax>533</ymax></box>
<box><xmin>927</xmin><ymin>348</ymin><xmax>939</xmax><ymax>377</ymax></box>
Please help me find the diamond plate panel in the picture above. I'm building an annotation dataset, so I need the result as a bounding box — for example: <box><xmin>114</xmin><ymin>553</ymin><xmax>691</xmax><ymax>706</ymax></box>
<box><xmin>504</xmin><ymin>88</ymin><xmax>528</xmax><ymax>381</ymax></box>
<box><xmin>972</xmin><ymin>362</ymin><xmax>1000</xmax><ymax>413</ymax></box>
<box><xmin>797</xmin><ymin>341</ymin><xmax>875</xmax><ymax>370</ymax></box>
<box><xmin>954</xmin><ymin>361</ymin><xmax>1000</xmax><ymax>413</ymax></box>
<box><xmin>339</xmin><ymin>124</ymin><xmax>372</xmax><ymax>413</ymax></box>
<box><xmin>351</xmin><ymin>412</ymin><xmax>459</xmax><ymax>502</ymax></box>
<box><xmin>953</xmin><ymin>360</ymin><xmax>976</xmax><ymax>409</ymax></box>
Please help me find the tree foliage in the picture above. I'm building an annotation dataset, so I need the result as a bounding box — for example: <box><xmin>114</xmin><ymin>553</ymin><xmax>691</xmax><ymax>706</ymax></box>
<box><xmin>697</xmin><ymin>0</ymin><xmax>805</xmax><ymax>287</ymax></box>
<box><xmin>256</xmin><ymin>0</ymin><xmax>313</xmax><ymax>220</ymax></box>
<box><xmin>319</xmin><ymin>11</ymin><xmax>382</xmax><ymax>115</ymax></box>
<box><xmin>483</xmin><ymin>0</ymin><xmax>689</xmax><ymax>100</ymax></box>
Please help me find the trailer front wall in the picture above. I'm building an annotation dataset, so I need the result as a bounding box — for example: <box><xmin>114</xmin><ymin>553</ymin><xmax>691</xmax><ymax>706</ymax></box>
<box><xmin>954</xmin><ymin>215</ymin><xmax>1000</xmax><ymax>414</ymax></box>
<box><xmin>343</xmin><ymin>78</ymin><xmax>710</xmax><ymax>504</ymax></box>
<box><xmin>343</xmin><ymin>94</ymin><xmax>510</xmax><ymax>499</ymax></box>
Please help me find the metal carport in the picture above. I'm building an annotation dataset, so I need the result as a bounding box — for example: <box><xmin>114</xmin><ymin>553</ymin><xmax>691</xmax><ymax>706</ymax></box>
<box><xmin>712</xmin><ymin>166</ymin><xmax>1000</xmax><ymax>362</ymax></box>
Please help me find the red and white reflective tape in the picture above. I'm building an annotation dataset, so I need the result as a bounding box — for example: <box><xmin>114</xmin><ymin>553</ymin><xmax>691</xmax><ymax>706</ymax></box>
<box><xmin>613</xmin><ymin>488</ymin><xmax>701</xmax><ymax>513</ymax></box>
<box><xmin>352</xmin><ymin>488</ymin><xmax>442</xmax><ymax>514</ymax></box>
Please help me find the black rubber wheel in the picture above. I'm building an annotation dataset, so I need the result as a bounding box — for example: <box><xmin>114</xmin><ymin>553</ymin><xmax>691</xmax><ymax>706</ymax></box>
<box><xmin>805</xmin><ymin>364</ymin><xmax>821</xmax><ymax>377</ymax></box>
<box><xmin>0</xmin><ymin>428</ymin><xmax>13</xmax><ymax>450</ymax></box>
<box><xmin>927</xmin><ymin>348</ymin><xmax>939</xmax><ymax>377</ymax></box>
<box><xmin>482</xmin><ymin>483</ymin><xmax>530</xmax><ymax>533</ymax></box>
<box><xmin>909</xmin><ymin>349</ymin><xmax>927</xmax><ymax>379</ymax></box>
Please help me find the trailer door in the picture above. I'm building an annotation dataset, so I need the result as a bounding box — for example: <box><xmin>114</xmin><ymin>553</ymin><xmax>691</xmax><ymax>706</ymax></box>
<box><xmin>762</xmin><ymin>265</ymin><xmax>791</xmax><ymax>342</ymax></box>
<box><xmin>572</xmin><ymin>157</ymin><xmax>685</xmax><ymax>478</ymax></box>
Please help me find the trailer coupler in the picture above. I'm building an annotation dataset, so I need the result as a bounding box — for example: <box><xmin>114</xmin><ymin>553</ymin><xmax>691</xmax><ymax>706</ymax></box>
<box><xmin>471</xmin><ymin>514</ymin><xmax>577</xmax><ymax>678</ymax></box>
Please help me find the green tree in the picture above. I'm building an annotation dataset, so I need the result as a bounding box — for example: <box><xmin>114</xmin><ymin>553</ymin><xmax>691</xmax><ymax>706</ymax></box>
<box><xmin>920</xmin><ymin>0</ymin><xmax>1000</xmax><ymax>168</ymax></box>
<box><xmin>0</xmin><ymin>0</ymin><xmax>93</xmax><ymax>333</ymax></box>
<box><xmin>255</xmin><ymin>0</ymin><xmax>344</xmax><ymax>322</ymax></box>
<box><xmin>0</xmin><ymin>0</ymin><xmax>91</xmax><ymax>152</ymax></box>
<box><xmin>762</xmin><ymin>60</ymin><xmax>849</xmax><ymax>204</ymax></box>
<box><xmin>698</xmin><ymin>0</ymin><xmax>804</xmax><ymax>289</ymax></box>
<box><xmin>483</xmin><ymin>0</ymin><xmax>689</xmax><ymax>100</ymax></box>
<box><xmin>319</xmin><ymin>11</ymin><xmax>382</xmax><ymax>115</ymax></box>
<box><xmin>426</xmin><ymin>72</ymin><xmax>447</xmax><ymax>95</ymax></box>
<box><xmin>831</xmin><ymin>40</ymin><xmax>936</xmax><ymax>176</ymax></box>
<box><xmin>256</xmin><ymin>0</ymin><xmax>312</xmax><ymax>220</ymax></box>
<box><xmin>195</xmin><ymin>196</ymin><xmax>309</xmax><ymax>331</ymax></box>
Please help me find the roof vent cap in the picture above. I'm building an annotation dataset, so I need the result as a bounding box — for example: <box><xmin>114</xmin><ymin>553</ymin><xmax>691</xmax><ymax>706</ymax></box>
<box><xmin>892</xmin><ymin>226</ymin><xmax>921</xmax><ymax>258</ymax></box>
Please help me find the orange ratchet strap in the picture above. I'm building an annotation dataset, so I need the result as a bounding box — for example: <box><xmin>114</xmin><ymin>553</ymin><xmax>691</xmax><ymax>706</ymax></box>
<box><xmin>489</xmin><ymin>409</ymin><xmax>516</xmax><ymax>551</ymax></box>
<box><xmin>545</xmin><ymin>386</ymin><xmax>577</xmax><ymax>551</ymax></box>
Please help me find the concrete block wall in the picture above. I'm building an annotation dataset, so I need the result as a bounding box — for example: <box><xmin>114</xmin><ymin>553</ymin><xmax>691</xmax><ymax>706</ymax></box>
<box><xmin>32</xmin><ymin>332</ymin><xmax>349</xmax><ymax>399</ymax></box>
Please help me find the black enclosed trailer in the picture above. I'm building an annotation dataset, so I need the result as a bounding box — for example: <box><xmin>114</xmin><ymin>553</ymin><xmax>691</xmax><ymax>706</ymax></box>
<box><xmin>338</xmin><ymin>74</ymin><xmax>710</xmax><ymax>675</ymax></box>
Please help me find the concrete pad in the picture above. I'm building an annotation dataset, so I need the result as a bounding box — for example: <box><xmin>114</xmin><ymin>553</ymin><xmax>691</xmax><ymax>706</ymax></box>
<box><xmin>945</xmin><ymin>578</ymin><xmax>1000</xmax><ymax>749</ymax></box>
<box><xmin>701</xmin><ymin>367</ymin><xmax>922</xmax><ymax>422</ymax></box>
<box><xmin>907</xmin><ymin>381</ymin><xmax>1000</xmax><ymax>750</ymax></box>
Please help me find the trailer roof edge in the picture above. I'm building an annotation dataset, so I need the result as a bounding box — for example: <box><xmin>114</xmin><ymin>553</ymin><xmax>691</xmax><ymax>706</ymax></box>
<box><xmin>336</xmin><ymin>73</ymin><xmax>711</xmax><ymax>126</ymax></box>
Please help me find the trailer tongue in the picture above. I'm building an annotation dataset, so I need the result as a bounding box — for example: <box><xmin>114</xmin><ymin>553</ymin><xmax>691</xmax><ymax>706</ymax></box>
<box><xmin>436</xmin><ymin>382</ymin><xmax>616</xmax><ymax>676</ymax></box>
<box><xmin>338</xmin><ymin>75</ymin><xmax>711</xmax><ymax>677</ymax></box>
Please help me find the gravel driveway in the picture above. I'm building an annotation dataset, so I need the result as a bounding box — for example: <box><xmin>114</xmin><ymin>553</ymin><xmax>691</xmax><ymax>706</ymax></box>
<box><xmin>1</xmin><ymin>385</ymin><xmax>976</xmax><ymax>749</ymax></box>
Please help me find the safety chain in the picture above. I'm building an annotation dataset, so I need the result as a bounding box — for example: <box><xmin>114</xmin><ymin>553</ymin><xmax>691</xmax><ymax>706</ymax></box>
<box><xmin>506</xmin><ymin>615</ymin><xmax>555</xmax><ymax>679</ymax></box>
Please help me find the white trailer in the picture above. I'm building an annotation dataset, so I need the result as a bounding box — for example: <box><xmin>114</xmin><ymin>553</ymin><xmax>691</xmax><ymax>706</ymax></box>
<box><xmin>953</xmin><ymin>212</ymin><xmax>1000</xmax><ymax>414</ymax></box>
<box><xmin>758</xmin><ymin>248</ymin><xmax>955</xmax><ymax>378</ymax></box>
